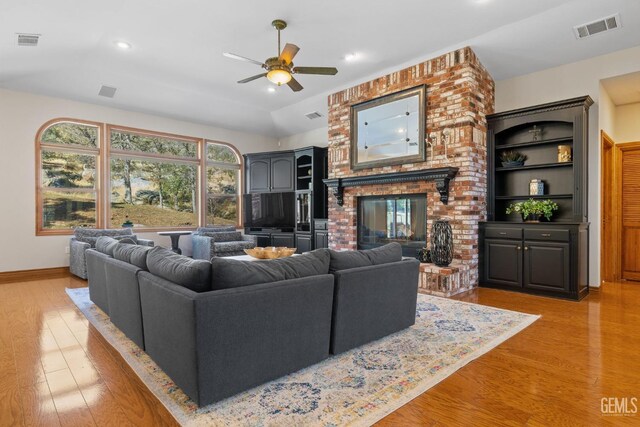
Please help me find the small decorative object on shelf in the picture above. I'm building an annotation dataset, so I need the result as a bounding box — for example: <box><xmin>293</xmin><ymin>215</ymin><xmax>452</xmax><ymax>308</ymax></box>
<box><xmin>528</xmin><ymin>124</ymin><xmax>542</xmax><ymax>141</ymax></box>
<box><xmin>500</xmin><ymin>150</ymin><xmax>527</xmax><ymax>167</ymax></box>
<box><xmin>121</xmin><ymin>216</ymin><xmax>134</xmax><ymax>228</ymax></box>
<box><xmin>431</xmin><ymin>219</ymin><xmax>453</xmax><ymax>267</ymax></box>
<box><xmin>558</xmin><ymin>145</ymin><xmax>572</xmax><ymax>162</ymax></box>
<box><xmin>529</xmin><ymin>179</ymin><xmax>544</xmax><ymax>196</ymax></box>
<box><xmin>506</xmin><ymin>198</ymin><xmax>559</xmax><ymax>222</ymax></box>
<box><xmin>416</xmin><ymin>247</ymin><xmax>432</xmax><ymax>263</ymax></box>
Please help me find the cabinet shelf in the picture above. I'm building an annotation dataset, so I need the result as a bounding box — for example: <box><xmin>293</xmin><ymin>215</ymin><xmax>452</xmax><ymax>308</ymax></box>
<box><xmin>297</xmin><ymin>163</ymin><xmax>312</xmax><ymax>168</ymax></box>
<box><xmin>495</xmin><ymin>162</ymin><xmax>573</xmax><ymax>172</ymax></box>
<box><xmin>495</xmin><ymin>194</ymin><xmax>573</xmax><ymax>200</ymax></box>
<box><xmin>297</xmin><ymin>175</ymin><xmax>312</xmax><ymax>180</ymax></box>
<box><xmin>495</xmin><ymin>136</ymin><xmax>573</xmax><ymax>150</ymax></box>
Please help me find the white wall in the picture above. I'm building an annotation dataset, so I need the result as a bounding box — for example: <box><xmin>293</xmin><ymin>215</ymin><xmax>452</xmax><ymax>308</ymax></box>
<box><xmin>615</xmin><ymin>103</ymin><xmax>640</xmax><ymax>143</ymax></box>
<box><xmin>496</xmin><ymin>45</ymin><xmax>640</xmax><ymax>287</ymax></box>
<box><xmin>277</xmin><ymin>127</ymin><xmax>328</xmax><ymax>150</ymax></box>
<box><xmin>599</xmin><ymin>84</ymin><xmax>618</xmax><ymax>141</ymax></box>
<box><xmin>0</xmin><ymin>88</ymin><xmax>278</xmax><ymax>273</ymax></box>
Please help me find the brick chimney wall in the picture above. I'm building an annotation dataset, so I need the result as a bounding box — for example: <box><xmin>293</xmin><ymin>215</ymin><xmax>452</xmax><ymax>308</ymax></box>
<box><xmin>326</xmin><ymin>47</ymin><xmax>494</xmax><ymax>284</ymax></box>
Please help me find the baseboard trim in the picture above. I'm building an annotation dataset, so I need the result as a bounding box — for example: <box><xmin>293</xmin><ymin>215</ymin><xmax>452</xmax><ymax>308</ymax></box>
<box><xmin>0</xmin><ymin>267</ymin><xmax>70</xmax><ymax>284</ymax></box>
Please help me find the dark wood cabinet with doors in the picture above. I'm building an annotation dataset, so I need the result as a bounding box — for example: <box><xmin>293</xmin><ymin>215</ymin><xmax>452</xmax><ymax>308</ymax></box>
<box><xmin>314</xmin><ymin>219</ymin><xmax>328</xmax><ymax>249</ymax></box>
<box><xmin>294</xmin><ymin>146</ymin><xmax>328</xmax><ymax>253</ymax></box>
<box><xmin>245</xmin><ymin>152</ymin><xmax>295</xmax><ymax>193</ymax></box>
<box><xmin>480</xmin><ymin>96</ymin><xmax>592</xmax><ymax>300</ymax></box>
<box><xmin>481</xmin><ymin>223</ymin><xmax>588</xmax><ymax>300</ymax></box>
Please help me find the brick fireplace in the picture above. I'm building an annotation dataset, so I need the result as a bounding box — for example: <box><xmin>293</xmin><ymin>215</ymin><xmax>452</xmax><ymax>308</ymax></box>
<box><xmin>326</xmin><ymin>47</ymin><xmax>494</xmax><ymax>285</ymax></box>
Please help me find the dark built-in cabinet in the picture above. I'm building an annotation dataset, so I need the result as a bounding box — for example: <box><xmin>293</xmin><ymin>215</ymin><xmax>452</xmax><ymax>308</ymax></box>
<box><xmin>480</xmin><ymin>96</ymin><xmax>592</xmax><ymax>300</ymax></box>
<box><xmin>244</xmin><ymin>147</ymin><xmax>327</xmax><ymax>252</ymax></box>
<box><xmin>245</xmin><ymin>152</ymin><xmax>295</xmax><ymax>193</ymax></box>
<box><xmin>314</xmin><ymin>219</ymin><xmax>329</xmax><ymax>249</ymax></box>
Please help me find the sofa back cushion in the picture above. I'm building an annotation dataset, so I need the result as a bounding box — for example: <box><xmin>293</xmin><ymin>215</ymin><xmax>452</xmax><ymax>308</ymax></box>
<box><xmin>328</xmin><ymin>243</ymin><xmax>403</xmax><ymax>273</ymax></box>
<box><xmin>196</xmin><ymin>226</ymin><xmax>236</xmax><ymax>234</ymax></box>
<box><xmin>95</xmin><ymin>236</ymin><xmax>120</xmax><ymax>256</ymax></box>
<box><xmin>75</xmin><ymin>228</ymin><xmax>135</xmax><ymax>247</ymax></box>
<box><xmin>147</xmin><ymin>247</ymin><xmax>211</xmax><ymax>292</ymax></box>
<box><xmin>113</xmin><ymin>244</ymin><xmax>153</xmax><ymax>270</ymax></box>
<box><xmin>211</xmin><ymin>248</ymin><xmax>330</xmax><ymax>290</ymax></box>
<box><xmin>200</xmin><ymin>231</ymin><xmax>242</xmax><ymax>242</ymax></box>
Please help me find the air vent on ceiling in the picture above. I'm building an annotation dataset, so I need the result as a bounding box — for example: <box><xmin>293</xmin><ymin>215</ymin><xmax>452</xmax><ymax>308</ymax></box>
<box><xmin>573</xmin><ymin>13</ymin><xmax>621</xmax><ymax>39</ymax></box>
<box><xmin>305</xmin><ymin>111</ymin><xmax>323</xmax><ymax>120</ymax></box>
<box><xmin>98</xmin><ymin>85</ymin><xmax>117</xmax><ymax>98</ymax></box>
<box><xmin>16</xmin><ymin>33</ymin><xmax>40</xmax><ymax>47</ymax></box>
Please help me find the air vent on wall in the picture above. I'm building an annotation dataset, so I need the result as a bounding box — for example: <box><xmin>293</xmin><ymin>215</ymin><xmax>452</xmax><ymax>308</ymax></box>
<box><xmin>98</xmin><ymin>85</ymin><xmax>117</xmax><ymax>98</ymax></box>
<box><xmin>573</xmin><ymin>14</ymin><xmax>621</xmax><ymax>39</ymax></box>
<box><xmin>305</xmin><ymin>111</ymin><xmax>323</xmax><ymax>120</ymax></box>
<box><xmin>16</xmin><ymin>33</ymin><xmax>40</xmax><ymax>47</ymax></box>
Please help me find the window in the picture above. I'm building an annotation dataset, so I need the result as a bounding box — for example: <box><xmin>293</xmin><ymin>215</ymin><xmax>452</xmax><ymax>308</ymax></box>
<box><xmin>205</xmin><ymin>142</ymin><xmax>241</xmax><ymax>227</ymax></box>
<box><xmin>36</xmin><ymin>120</ymin><xmax>243</xmax><ymax>234</ymax></box>
<box><xmin>108</xmin><ymin>127</ymin><xmax>200</xmax><ymax>229</ymax></box>
<box><xmin>36</xmin><ymin>120</ymin><xmax>101</xmax><ymax>234</ymax></box>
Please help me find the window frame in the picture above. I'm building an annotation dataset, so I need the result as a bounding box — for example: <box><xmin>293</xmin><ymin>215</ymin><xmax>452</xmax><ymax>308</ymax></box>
<box><xmin>203</xmin><ymin>140</ymin><xmax>243</xmax><ymax>229</ymax></box>
<box><xmin>106</xmin><ymin>124</ymin><xmax>203</xmax><ymax>232</ymax></box>
<box><xmin>35</xmin><ymin>119</ymin><xmax>244</xmax><ymax>235</ymax></box>
<box><xmin>35</xmin><ymin>118</ymin><xmax>104</xmax><ymax>236</ymax></box>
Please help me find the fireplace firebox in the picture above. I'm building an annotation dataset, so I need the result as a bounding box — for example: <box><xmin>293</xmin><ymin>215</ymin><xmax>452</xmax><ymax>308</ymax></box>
<box><xmin>357</xmin><ymin>194</ymin><xmax>427</xmax><ymax>257</ymax></box>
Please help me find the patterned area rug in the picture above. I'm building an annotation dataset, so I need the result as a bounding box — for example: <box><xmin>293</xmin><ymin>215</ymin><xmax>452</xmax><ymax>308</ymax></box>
<box><xmin>66</xmin><ymin>287</ymin><xmax>539</xmax><ymax>426</ymax></box>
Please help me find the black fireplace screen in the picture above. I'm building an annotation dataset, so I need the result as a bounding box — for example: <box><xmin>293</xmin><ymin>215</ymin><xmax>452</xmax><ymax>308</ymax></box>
<box><xmin>357</xmin><ymin>194</ymin><xmax>427</xmax><ymax>256</ymax></box>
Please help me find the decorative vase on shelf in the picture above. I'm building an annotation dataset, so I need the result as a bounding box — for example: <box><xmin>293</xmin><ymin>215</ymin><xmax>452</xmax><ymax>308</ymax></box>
<box><xmin>416</xmin><ymin>248</ymin><xmax>432</xmax><ymax>263</ymax></box>
<box><xmin>431</xmin><ymin>219</ymin><xmax>453</xmax><ymax>267</ymax></box>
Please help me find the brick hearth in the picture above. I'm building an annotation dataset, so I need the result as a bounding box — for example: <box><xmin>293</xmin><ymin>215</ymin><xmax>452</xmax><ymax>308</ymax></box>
<box><xmin>326</xmin><ymin>47</ymin><xmax>494</xmax><ymax>285</ymax></box>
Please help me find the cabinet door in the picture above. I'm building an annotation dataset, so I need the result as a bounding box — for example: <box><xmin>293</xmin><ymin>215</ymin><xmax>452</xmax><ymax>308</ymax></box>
<box><xmin>247</xmin><ymin>158</ymin><xmax>271</xmax><ymax>193</ymax></box>
<box><xmin>270</xmin><ymin>155</ymin><xmax>294</xmax><ymax>192</ymax></box>
<box><xmin>272</xmin><ymin>233</ymin><xmax>295</xmax><ymax>248</ymax></box>
<box><xmin>483</xmin><ymin>239</ymin><xmax>522</xmax><ymax>288</ymax></box>
<box><xmin>251</xmin><ymin>233</ymin><xmax>271</xmax><ymax>247</ymax></box>
<box><xmin>314</xmin><ymin>231</ymin><xmax>328</xmax><ymax>249</ymax></box>
<box><xmin>295</xmin><ymin>234</ymin><xmax>312</xmax><ymax>254</ymax></box>
<box><xmin>523</xmin><ymin>241</ymin><xmax>570</xmax><ymax>293</ymax></box>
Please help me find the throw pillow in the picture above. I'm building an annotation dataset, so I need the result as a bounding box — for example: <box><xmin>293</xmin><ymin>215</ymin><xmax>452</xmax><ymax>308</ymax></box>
<box><xmin>76</xmin><ymin>236</ymin><xmax>98</xmax><ymax>247</ymax></box>
<box><xmin>210</xmin><ymin>248</ymin><xmax>330</xmax><ymax>290</ymax></box>
<box><xmin>147</xmin><ymin>247</ymin><xmax>211</xmax><ymax>293</ymax></box>
<box><xmin>114</xmin><ymin>234</ymin><xmax>138</xmax><ymax>244</ymax></box>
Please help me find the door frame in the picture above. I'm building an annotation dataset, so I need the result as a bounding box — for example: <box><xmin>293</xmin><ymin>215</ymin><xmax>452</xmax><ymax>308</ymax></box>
<box><xmin>615</xmin><ymin>140</ymin><xmax>640</xmax><ymax>281</ymax></box>
<box><xmin>600</xmin><ymin>131</ymin><xmax>615</xmax><ymax>283</ymax></box>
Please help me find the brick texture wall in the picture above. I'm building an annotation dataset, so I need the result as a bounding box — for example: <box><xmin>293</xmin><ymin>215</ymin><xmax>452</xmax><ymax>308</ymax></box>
<box><xmin>327</xmin><ymin>47</ymin><xmax>494</xmax><ymax>284</ymax></box>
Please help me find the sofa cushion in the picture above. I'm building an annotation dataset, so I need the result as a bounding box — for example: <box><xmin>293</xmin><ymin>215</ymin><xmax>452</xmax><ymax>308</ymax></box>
<box><xmin>76</xmin><ymin>236</ymin><xmax>99</xmax><ymax>247</ymax></box>
<box><xmin>75</xmin><ymin>228</ymin><xmax>133</xmax><ymax>238</ymax></box>
<box><xmin>328</xmin><ymin>243</ymin><xmax>403</xmax><ymax>273</ymax></box>
<box><xmin>214</xmin><ymin>240</ymin><xmax>255</xmax><ymax>253</ymax></box>
<box><xmin>113</xmin><ymin>244</ymin><xmax>153</xmax><ymax>270</ymax></box>
<box><xmin>199</xmin><ymin>231</ymin><xmax>242</xmax><ymax>242</ymax></box>
<box><xmin>115</xmin><ymin>234</ymin><xmax>138</xmax><ymax>244</ymax></box>
<box><xmin>147</xmin><ymin>247</ymin><xmax>211</xmax><ymax>292</ymax></box>
<box><xmin>211</xmin><ymin>248</ymin><xmax>330</xmax><ymax>290</ymax></box>
<box><xmin>95</xmin><ymin>236</ymin><xmax>120</xmax><ymax>256</ymax></box>
<box><xmin>196</xmin><ymin>226</ymin><xmax>236</xmax><ymax>234</ymax></box>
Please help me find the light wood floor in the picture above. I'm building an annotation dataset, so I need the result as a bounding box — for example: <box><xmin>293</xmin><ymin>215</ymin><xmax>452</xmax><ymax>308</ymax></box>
<box><xmin>1</xmin><ymin>276</ymin><xmax>638</xmax><ymax>426</ymax></box>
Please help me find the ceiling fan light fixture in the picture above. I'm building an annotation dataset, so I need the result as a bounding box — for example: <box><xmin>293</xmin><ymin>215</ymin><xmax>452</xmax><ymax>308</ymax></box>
<box><xmin>267</xmin><ymin>68</ymin><xmax>292</xmax><ymax>85</ymax></box>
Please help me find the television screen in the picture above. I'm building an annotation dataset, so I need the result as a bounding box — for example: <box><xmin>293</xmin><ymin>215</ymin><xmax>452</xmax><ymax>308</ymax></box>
<box><xmin>243</xmin><ymin>192</ymin><xmax>295</xmax><ymax>228</ymax></box>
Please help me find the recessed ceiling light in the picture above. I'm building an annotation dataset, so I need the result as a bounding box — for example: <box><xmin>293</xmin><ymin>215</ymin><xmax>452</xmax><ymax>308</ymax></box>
<box><xmin>267</xmin><ymin>87</ymin><xmax>276</xmax><ymax>93</ymax></box>
<box><xmin>344</xmin><ymin>52</ymin><xmax>358</xmax><ymax>61</ymax></box>
<box><xmin>115</xmin><ymin>41</ymin><xmax>131</xmax><ymax>50</ymax></box>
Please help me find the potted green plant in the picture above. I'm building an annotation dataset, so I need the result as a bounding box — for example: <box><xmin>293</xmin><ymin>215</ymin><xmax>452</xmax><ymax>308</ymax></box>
<box><xmin>121</xmin><ymin>215</ymin><xmax>134</xmax><ymax>228</ymax></box>
<box><xmin>500</xmin><ymin>150</ymin><xmax>527</xmax><ymax>167</ymax></box>
<box><xmin>506</xmin><ymin>198</ymin><xmax>559</xmax><ymax>222</ymax></box>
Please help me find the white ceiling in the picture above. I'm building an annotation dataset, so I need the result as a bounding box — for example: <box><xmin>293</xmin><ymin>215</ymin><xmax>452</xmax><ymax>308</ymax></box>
<box><xmin>1</xmin><ymin>0</ymin><xmax>639</xmax><ymax>138</ymax></box>
<box><xmin>601</xmin><ymin>71</ymin><xmax>640</xmax><ymax>105</ymax></box>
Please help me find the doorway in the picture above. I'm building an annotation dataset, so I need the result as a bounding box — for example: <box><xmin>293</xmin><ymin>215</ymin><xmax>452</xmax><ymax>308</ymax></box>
<box><xmin>602</xmin><ymin>134</ymin><xmax>640</xmax><ymax>282</ymax></box>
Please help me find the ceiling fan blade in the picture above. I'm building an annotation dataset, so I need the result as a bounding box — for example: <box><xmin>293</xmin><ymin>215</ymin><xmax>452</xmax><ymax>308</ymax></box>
<box><xmin>287</xmin><ymin>76</ymin><xmax>303</xmax><ymax>92</ymax></box>
<box><xmin>279</xmin><ymin>43</ymin><xmax>300</xmax><ymax>64</ymax></box>
<box><xmin>293</xmin><ymin>66</ymin><xmax>338</xmax><ymax>75</ymax></box>
<box><xmin>223</xmin><ymin>52</ymin><xmax>265</xmax><ymax>67</ymax></box>
<box><xmin>237</xmin><ymin>73</ymin><xmax>267</xmax><ymax>84</ymax></box>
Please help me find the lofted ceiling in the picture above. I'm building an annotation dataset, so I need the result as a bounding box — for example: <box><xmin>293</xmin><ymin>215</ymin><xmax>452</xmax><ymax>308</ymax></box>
<box><xmin>1</xmin><ymin>0</ymin><xmax>639</xmax><ymax>139</ymax></box>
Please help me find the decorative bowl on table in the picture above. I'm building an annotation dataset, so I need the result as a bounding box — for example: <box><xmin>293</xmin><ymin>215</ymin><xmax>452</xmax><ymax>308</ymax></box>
<box><xmin>244</xmin><ymin>247</ymin><xmax>296</xmax><ymax>259</ymax></box>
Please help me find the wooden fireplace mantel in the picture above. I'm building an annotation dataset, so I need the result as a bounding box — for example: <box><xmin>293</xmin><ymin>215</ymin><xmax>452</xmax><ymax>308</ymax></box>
<box><xmin>323</xmin><ymin>167</ymin><xmax>458</xmax><ymax>206</ymax></box>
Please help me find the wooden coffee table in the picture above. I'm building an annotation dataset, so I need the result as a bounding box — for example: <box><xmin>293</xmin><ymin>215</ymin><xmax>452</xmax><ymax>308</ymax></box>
<box><xmin>157</xmin><ymin>231</ymin><xmax>192</xmax><ymax>254</ymax></box>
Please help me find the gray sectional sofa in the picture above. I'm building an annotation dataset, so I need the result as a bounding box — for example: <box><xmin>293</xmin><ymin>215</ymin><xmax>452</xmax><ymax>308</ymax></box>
<box><xmin>85</xmin><ymin>240</ymin><xmax>419</xmax><ymax>406</ymax></box>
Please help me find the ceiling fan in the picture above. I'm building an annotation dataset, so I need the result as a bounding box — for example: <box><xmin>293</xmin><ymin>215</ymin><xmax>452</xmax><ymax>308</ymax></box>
<box><xmin>223</xmin><ymin>19</ymin><xmax>338</xmax><ymax>92</ymax></box>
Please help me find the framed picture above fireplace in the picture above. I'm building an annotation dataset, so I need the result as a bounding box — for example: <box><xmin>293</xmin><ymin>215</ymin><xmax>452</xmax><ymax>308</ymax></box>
<box><xmin>350</xmin><ymin>85</ymin><xmax>426</xmax><ymax>171</ymax></box>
